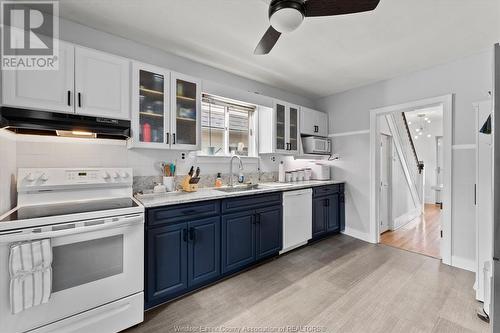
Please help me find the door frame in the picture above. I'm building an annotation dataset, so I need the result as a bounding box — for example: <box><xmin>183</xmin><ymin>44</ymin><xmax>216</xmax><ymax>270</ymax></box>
<box><xmin>369</xmin><ymin>94</ymin><xmax>453</xmax><ymax>265</ymax></box>
<box><xmin>379</xmin><ymin>133</ymin><xmax>392</xmax><ymax>234</ymax></box>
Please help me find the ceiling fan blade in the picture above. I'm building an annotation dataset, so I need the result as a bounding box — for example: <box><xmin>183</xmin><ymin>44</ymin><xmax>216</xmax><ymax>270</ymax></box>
<box><xmin>254</xmin><ymin>26</ymin><xmax>281</xmax><ymax>55</ymax></box>
<box><xmin>305</xmin><ymin>0</ymin><xmax>380</xmax><ymax>17</ymax></box>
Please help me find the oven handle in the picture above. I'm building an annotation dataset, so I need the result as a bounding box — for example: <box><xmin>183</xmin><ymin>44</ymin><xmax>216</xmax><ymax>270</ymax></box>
<box><xmin>0</xmin><ymin>214</ymin><xmax>144</xmax><ymax>243</ymax></box>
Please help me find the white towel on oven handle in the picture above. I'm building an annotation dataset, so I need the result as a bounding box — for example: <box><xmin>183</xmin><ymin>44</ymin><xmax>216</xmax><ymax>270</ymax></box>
<box><xmin>9</xmin><ymin>239</ymin><xmax>52</xmax><ymax>314</ymax></box>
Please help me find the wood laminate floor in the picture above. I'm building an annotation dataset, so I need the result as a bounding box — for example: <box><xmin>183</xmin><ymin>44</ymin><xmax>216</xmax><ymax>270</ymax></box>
<box><xmin>126</xmin><ymin>234</ymin><xmax>487</xmax><ymax>333</ymax></box>
<box><xmin>380</xmin><ymin>204</ymin><xmax>442</xmax><ymax>259</ymax></box>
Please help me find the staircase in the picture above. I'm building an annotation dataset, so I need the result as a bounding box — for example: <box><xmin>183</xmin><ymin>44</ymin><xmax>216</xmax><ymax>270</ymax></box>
<box><xmin>386</xmin><ymin>112</ymin><xmax>425</xmax><ymax>211</ymax></box>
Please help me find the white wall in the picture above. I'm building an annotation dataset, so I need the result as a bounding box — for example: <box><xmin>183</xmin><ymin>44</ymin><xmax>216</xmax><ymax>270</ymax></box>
<box><xmin>0</xmin><ymin>130</ymin><xmax>16</xmax><ymax>215</ymax></box>
<box><xmin>316</xmin><ymin>49</ymin><xmax>493</xmax><ymax>266</ymax></box>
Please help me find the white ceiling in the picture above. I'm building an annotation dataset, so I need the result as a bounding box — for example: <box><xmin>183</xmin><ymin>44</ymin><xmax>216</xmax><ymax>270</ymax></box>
<box><xmin>57</xmin><ymin>0</ymin><xmax>500</xmax><ymax>99</ymax></box>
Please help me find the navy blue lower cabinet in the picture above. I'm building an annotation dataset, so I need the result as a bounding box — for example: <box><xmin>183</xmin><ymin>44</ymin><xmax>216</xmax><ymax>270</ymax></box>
<box><xmin>326</xmin><ymin>193</ymin><xmax>340</xmax><ymax>232</ymax></box>
<box><xmin>255</xmin><ymin>205</ymin><xmax>282</xmax><ymax>260</ymax></box>
<box><xmin>312</xmin><ymin>197</ymin><xmax>327</xmax><ymax>238</ymax></box>
<box><xmin>339</xmin><ymin>192</ymin><xmax>345</xmax><ymax>231</ymax></box>
<box><xmin>187</xmin><ymin>216</ymin><xmax>221</xmax><ymax>288</ymax></box>
<box><xmin>147</xmin><ymin>223</ymin><xmax>188</xmax><ymax>304</ymax></box>
<box><xmin>222</xmin><ymin>211</ymin><xmax>256</xmax><ymax>274</ymax></box>
<box><xmin>312</xmin><ymin>184</ymin><xmax>345</xmax><ymax>240</ymax></box>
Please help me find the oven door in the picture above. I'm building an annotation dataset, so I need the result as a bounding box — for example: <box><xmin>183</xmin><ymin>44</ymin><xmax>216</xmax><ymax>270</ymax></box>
<box><xmin>0</xmin><ymin>213</ymin><xmax>144</xmax><ymax>333</ymax></box>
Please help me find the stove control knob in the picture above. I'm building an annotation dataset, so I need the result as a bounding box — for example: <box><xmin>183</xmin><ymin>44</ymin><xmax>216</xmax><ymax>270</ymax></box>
<box><xmin>102</xmin><ymin>171</ymin><xmax>110</xmax><ymax>179</ymax></box>
<box><xmin>120</xmin><ymin>171</ymin><xmax>129</xmax><ymax>178</ymax></box>
<box><xmin>39</xmin><ymin>173</ymin><xmax>49</xmax><ymax>182</ymax></box>
<box><xmin>112</xmin><ymin>172</ymin><xmax>120</xmax><ymax>179</ymax></box>
<box><xmin>25</xmin><ymin>173</ymin><xmax>35</xmax><ymax>182</ymax></box>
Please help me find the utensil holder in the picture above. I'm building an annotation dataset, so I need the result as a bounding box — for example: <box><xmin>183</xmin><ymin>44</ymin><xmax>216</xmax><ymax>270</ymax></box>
<box><xmin>163</xmin><ymin>176</ymin><xmax>175</xmax><ymax>192</ymax></box>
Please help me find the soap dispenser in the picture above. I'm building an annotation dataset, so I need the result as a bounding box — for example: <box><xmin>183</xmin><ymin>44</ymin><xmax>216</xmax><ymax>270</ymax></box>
<box><xmin>215</xmin><ymin>173</ymin><xmax>223</xmax><ymax>188</ymax></box>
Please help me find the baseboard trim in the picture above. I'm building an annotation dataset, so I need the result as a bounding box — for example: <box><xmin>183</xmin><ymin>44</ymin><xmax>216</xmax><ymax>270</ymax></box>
<box><xmin>451</xmin><ymin>255</ymin><xmax>475</xmax><ymax>272</ymax></box>
<box><xmin>392</xmin><ymin>208</ymin><xmax>421</xmax><ymax>230</ymax></box>
<box><xmin>342</xmin><ymin>227</ymin><xmax>373</xmax><ymax>243</ymax></box>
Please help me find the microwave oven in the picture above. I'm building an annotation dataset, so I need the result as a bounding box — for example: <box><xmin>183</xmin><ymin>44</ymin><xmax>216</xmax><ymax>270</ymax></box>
<box><xmin>302</xmin><ymin>136</ymin><xmax>331</xmax><ymax>155</ymax></box>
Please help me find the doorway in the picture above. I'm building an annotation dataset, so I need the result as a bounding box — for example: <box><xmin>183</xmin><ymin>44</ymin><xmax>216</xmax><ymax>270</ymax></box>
<box><xmin>379</xmin><ymin>134</ymin><xmax>392</xmax><ymax>234</ymax></box>
<box><xmin>369</xmin><ymin>95</ymin><xmax>453</xmax><ymax>265</ymax></box>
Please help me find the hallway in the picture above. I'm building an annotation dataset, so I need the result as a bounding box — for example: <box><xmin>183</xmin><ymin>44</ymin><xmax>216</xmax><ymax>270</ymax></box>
<box><xmin>380</xmin><ymin>204</ymin><xmax>441</xmax><ymax>258</ymax></box>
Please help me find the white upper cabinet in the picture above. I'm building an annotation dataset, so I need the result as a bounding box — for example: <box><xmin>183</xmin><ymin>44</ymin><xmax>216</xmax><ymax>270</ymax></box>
<box><xmin>74</xmin><ymin>47</ymin><xmax>130</xmax><ymax>120</ymax></box>
<box><xmin>259</xmin><ymin>100</ymin><xmax>300</xmax><ymax>155</ymax></box>
<box><xmin>300</xmin><ymin>107</ymin><xmax>328</xmax><ymax>137</ymax></box>
<box><xmin>129</xmin><ymin>62</ymin><xmax>170</xmax><ymax>149</ymax></box>
<box><xmin>1</xmin><ymin>42</ymin><xmax>130</xmax><ymax>120</ymax></box>
<box><xmin>2</xmin><ymin>41</ymin><xmax>75</xmax><ymax>113</ymax></box>
<box><xmin>128</xmin><ymin>65</ymin><xmax>201</xmax><ymax>150</ymax></box>
<box><xmin>170</xmin><ymin>72</ymin><xmax>201</xmax><ymax>151</ymax></box>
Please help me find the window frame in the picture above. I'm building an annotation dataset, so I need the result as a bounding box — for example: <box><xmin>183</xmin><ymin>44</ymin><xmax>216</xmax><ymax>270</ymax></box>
<box><xmin>200</xmin><ymin>94</ymin><xmax>257</xmax><ymax>158</ymax></box>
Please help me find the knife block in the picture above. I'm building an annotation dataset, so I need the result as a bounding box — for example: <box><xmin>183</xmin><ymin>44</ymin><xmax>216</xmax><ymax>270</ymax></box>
<box><xmin>181</xmin><ymin>175</ymin><xmax>198</xmax><ymax>192</ymax></box>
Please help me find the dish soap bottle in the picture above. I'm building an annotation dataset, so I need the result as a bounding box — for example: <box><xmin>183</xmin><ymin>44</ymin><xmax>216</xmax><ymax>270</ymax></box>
<box><xmin>215</xmin><ymin>173</ymin><xmax>223</xmax><ymax>188</ymax></box>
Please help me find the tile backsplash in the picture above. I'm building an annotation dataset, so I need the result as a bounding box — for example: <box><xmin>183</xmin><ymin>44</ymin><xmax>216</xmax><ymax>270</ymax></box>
<box><xmin>133</xmin><ymin>171</ymin><xmax>277</xmax><ymax>193</ymax></box>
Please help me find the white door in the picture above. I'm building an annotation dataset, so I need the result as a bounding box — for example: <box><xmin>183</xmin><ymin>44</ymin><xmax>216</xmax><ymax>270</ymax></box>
<box><xmin>170</xmin><ymin>72</ymin><xmax>201</xmax><ymax>150</ymax></box>
<box><xmin>74</xmin><ymin>47</ymin><xmax>130</xmax><ymax>120</ymax></box>
<box><xmin>2</xmin><ymin>41</ymin><xmax>75</xmax><ymax>113</ymax></box>
<box><xmin>300</xmin><ymin>107</ymin><xmax>316</xmax><ymax>136</ymax></box>
<box><xmin>475</xmin><ymin>101</ymin><xmax>493</xmax><ymax>305</ymax></box>
<box><xmin>315</xmin><ymin>111</ymin><xmax>328</xmax><ymax>137</ymax></box>
<box><xmin>435</xmin><ymin>136</ymin><xmax>444</xmax><ymax>203</ymax></box>
<box><xmin>379</xmin><ymin>134</ymin><xmax>392</xmax><ymax>233</ymax></box>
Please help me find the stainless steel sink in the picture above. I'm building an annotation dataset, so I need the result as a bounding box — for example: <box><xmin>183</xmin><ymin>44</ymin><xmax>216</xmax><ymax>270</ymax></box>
<box><xmin>215</xmin><ymin>184</ymin><xmax>261</xmax><ymax>193</ymax></box>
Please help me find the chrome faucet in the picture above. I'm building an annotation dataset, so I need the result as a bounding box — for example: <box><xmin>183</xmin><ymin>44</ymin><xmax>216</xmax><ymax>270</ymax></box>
<box><xmin>229</xmin><ymin>155</ymin><xmax>243</xmax><ymax>187</ymax></box>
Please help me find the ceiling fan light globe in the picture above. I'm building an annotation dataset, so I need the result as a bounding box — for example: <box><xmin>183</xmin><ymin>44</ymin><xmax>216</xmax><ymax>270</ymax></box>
<box><xmin>270</xmin><ymin>8</ymin><xmax>304</xmax><ymax>33</ymax></box>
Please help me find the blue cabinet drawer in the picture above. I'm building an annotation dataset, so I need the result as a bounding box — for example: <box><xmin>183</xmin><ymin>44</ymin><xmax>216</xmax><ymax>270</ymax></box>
<box><xmin>313</xmin><ymin>184</ymin><xmax>343</xmax><ymax>197</ymax></box>
<box><xmin>147</xmin><ymin>200</ymin><xmax>221</xmax><ymax>227</ymax></box>
<box><xmin>222</xmin><ymin>193</ymin><xmax>282</xmax><ymax>214</ymax></box>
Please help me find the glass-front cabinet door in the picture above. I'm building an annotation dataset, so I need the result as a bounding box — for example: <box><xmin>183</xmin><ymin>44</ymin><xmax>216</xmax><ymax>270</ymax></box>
<box><xmin>171</xmin><ymin>72</ymin><xmax>201</xmax><ymax>150</ymax></box>
<box><xmin>288</xmin><ymin>105</ymin><xmax>299</xmax><ymax>153</ymax></box>
<box><xmin>275</xmin><ymin>101</ymin><xmax>287</xmax><ymax>153</ymax></box>
<box><xmin>129</xmin><ymin>63</ymin><xmax>170</xmax><ymax>149</ymax></box>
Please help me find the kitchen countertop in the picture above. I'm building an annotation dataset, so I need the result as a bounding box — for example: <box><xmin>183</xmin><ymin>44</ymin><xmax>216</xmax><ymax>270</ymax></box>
<box><xmin>135</xmin><ymin>180</ymin><xmax>345</xmax><ymax>208</ymax></box>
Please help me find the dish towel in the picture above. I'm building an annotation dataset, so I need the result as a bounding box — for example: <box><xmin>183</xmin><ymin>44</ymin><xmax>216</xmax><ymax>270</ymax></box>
<box><xmin>9</xmin><ymin>239</ymin><xmax>52</xmax><ymax>314</ymax></box>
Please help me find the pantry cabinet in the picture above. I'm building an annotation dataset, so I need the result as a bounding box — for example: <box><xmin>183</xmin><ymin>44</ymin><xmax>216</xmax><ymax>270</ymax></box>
<box><xmin>259</xmin><ymin>100</ymin><xmax>300</xmax><ymax>155</ymax></box>
<box><xmin>128</xmin><ymin>65</ymin><xmax>201</xmax><ymax>150</ymax></box>
<box><xmin>1</xmin><ymin>41</ymin><xmax>130</xmax><ymax>120</ymax></box>
<box><xmin>300</xmin><ymin>107</ymin><xmax>328</xmax><ymax>137</ymax></box>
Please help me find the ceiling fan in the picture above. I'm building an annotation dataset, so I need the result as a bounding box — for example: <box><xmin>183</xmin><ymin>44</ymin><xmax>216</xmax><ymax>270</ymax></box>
<box><xmin>254</xmin><ymin>0</ymin><xmax>381</xmax><ymax>55</ymax></box>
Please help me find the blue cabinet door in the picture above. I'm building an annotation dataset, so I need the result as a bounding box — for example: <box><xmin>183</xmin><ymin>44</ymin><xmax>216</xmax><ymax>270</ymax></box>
<box><xmin>339</xmin><ymin>192</ymin><xmax>345</xmax><ymax>231</ymax></box>
<box><xmin>147</xmin><ymin>223</ymin><xmax>188</xmax><ymax>303</ymax></box>
<box><xmin>326</xmin><ymin>193</ymin><xmax>340</xmax><ymax>232</ymax></box>
<box><xmin>188</xmin><ymin>216</ymin><xmax>221</xmax><ymax>288</ymax></box>
<box><xmin>312</xmin><ymin>197</ymin><xmax>327</xmax><ymax>238</ymax></box>
<box><xmin>255</xmin><ymin>205</ymin><xmax>282</xmax><ymax>260</ymax></box>
<box><xmin>222</xmin><ymin>211</ymin><xmax>255</xmax><ymax>273</ymax></box>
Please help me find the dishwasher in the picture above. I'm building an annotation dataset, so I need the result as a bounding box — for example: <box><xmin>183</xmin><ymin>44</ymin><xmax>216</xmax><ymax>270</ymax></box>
<box><xmin>281</xmin><ymin>188</ymin><xmax>313</xmax><ymax>254</ymax></box>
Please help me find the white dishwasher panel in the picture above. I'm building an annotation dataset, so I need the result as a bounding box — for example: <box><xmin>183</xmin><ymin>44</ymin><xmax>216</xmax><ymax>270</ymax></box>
<box><xmin>281</xmin><ymin>188</ymin><xmax>312</xmax><ymax>254</ymax></box>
